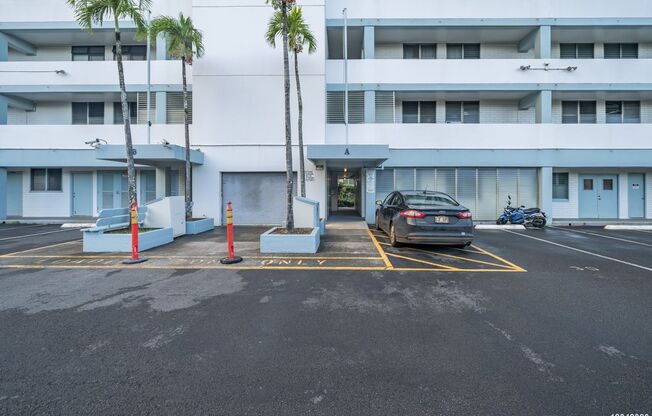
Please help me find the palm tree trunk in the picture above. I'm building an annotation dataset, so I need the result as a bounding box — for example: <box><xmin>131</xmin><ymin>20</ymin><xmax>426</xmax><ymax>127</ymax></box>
<box><xmin>293</xmin><ymin>50</ymin><xmax>306</xmax><ymax>198</ymax></box>
<box><xmin>114</xmin><ymin>18</ymin><xmax>137</xmax><ymax>212</ymax></box>
<box><xmin>281</xmin><ymin>2</ymin><xmax>294</xmax><ymax>230</ymax></box>
<box><xmin>182</xmin><ymin>57</ymin><xmax>192</xmax><ymax>220</ymax></box>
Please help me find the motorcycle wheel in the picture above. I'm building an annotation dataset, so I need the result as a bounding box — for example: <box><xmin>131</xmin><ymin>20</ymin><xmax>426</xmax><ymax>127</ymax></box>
<box><xmin>496</xmin><ymin>217</ymin><xmax>508</xmax><ymax>225</ymax></box>
<box><xmin>532</xmin><ymin>217</ymin><xmax>546</xmax><ymax>228</ymax></box>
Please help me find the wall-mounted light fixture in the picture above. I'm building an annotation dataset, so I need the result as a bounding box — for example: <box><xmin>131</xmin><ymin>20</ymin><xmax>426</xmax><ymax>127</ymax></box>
<box><xmin>84</xmin><ymin>138</ymin><xmax>107</xmax><ymax>148</ymax></box>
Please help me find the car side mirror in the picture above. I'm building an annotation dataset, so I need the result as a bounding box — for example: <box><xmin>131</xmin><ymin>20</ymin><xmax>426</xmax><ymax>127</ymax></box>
<box><xmin>376</xmin><ymin>200</ymin><xmax>383</xmax><ymax>206</ymax></box>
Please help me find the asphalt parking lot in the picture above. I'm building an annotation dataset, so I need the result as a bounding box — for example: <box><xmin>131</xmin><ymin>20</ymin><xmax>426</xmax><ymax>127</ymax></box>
<box><xmin>0</xmin><ymin>223</ymin><xmax>651</xmax><ymax>414</ymax></box>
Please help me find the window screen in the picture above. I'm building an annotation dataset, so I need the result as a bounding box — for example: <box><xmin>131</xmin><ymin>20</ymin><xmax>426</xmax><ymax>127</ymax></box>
<box><xmin>113</xmin><ymin>102</ymin><xmax>137</xmax><ymax>124</ymax></box>
<box><xmin>553</xmin><ymin>173</ymin><xmax>569</xmax><ymax>199</ymax></box>
<box><xmin>326</xmin><ymin>91</ymin><xmax>363</xmax><ymax>124</ymax></box>
<box><xmin>605</xmin><ymin>43</ymin><xmax>638</xmax><ymax>59</ymax></box>
<box><xmin>88</xmin><ymin>103</ymin><xmax>104</xmax><ymax>125</ymax></box>
<box><xmin>395</xmin><ymin>169</ymin><xmax>415</xmax><ymax>191</ymax></box>
<box><xmin>462</xmin><ymin>101</ymin><xmax>480</xmax><ymax>123</ymax></box>
<box><xmin>463</xmin><ymin>44</ymin><xmax>480</xmax><ymax>59</ymax></box>
<box><xmin>606</xmin><ymin>101</ymin><xmax>623</xmax><ymax>123</ymax></box>
<box><xmin>402</xmin><ymin>102</ymin><xmax>419</xmax><ymax>124</ymax></box>
<box><xmin>420</xmin><ymin>102</ymin><xmax>436</xmax><ymax>123</ymax></box>
<box><xmin>579</xmin><ymin>101</ymin><xmax>597</xmax><ymax>124</ymax></box>
<box><xmin>403</xmin><ymin>44</ymin><xmax>419</xmax><ymax>59</ymax></box>
<box><xmin>420</xmin><ymin>44</ymin><xmax>436</xmax><ymax>59</ymax></box>
<box><xmin>446</xmin><ymin>44</ymin><xmax>463</xmax><ymax>59</ymax></box>
<box><xmin>72</xmin><ymin>46</ymin><xmax>105</xmax><ymax>61</ymax></box>
<box><xmin>30</xmin><ymin>169</ymin><xmax>46</xmax><ymax>191</ymax></box>
<box><xmin>445</xmin><ymin>101</ymin><xmax>462</xmax><ymax>123</ymax></box>
<box><xmin>560</xmin><ymin>43</ymin><xmax>594</xmax><ymax>59</ymax></box>
<box><xmin>72</xmin><ymin>102</ymin><xmax>88</xmax><ymax>125</ymax></box>
<box><xmin>623</xmin><ymin>101</ymin><xmax>641</xmax><ymax>123</ymax></box>
<box><xmin>562</xmin><ymin>101</ymin><xmax>578</xmax><ymax>124</ymax></box>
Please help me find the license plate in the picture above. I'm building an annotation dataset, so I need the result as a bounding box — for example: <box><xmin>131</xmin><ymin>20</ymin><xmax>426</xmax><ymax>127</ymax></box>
<box><xmin>434</xmin><ymin>216</ymin><xmax>449</xmax><ymax>224</ymax></box>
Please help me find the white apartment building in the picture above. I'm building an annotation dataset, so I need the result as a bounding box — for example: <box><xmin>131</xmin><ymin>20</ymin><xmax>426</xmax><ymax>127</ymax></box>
<box><xmin>1</xmin><ymin>0</ymin><xmax>652</xmax><ymax>225</ymax></box>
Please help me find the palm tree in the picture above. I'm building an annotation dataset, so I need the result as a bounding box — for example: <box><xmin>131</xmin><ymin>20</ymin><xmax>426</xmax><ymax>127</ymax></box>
<box><xmin>67</xmin><ymin>0</ymin><xmax>150</xmax><ymax>216</ymax></box>
<box><xmin>266</xmin><ymin>6</ymin><xmax>316</xmax><ymax>198</ymax></box>
<box><xmin>266</xmin><ymin>0</ymin><xmax>295</xmax><ymax>230</ymax></box>
<box><xmin>149</xmin><ymin>13</ymin><xmax>204</xmax><ymax>220</ymax></box>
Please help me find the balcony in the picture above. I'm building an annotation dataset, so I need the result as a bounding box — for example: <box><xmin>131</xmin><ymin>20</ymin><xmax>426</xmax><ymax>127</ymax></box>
<box><xmin>0</xmin><ymin>124</ymin><xmax>187</xmax><ymax>149</ymax></box>
<box><xmin>326</xmin><ymin>59</ymin><xmax>652</xmax><ymax>88</ymax></box>
<box><xmin>326</xmin><ymin>123</ymin><xmax>652</xmax><ymax>149</ymax></box>
<box><xmin>0</xmin><ymin>60</ymin><xmax>186</xmax><ymax>92</ymax></box>
<box><xmin>325</xmin><ymin>0</ymin><xmax>648</xmax><ymax>20</ymax></box>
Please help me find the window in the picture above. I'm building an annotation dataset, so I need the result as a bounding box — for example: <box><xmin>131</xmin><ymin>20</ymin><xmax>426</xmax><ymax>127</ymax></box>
<box><xmin>603</xmin><ymin>179</ymin><xmax>614</xmax><ymax>191</ymax></box>
<box><xmin>326</xmin><ymin>91</ymin><xmax>364</xmax><ymax>124</ymax></box>
<box><xmin>402</xmin><ymin>101</ymin><xmax>436</xmax><ymax>124</ymax></box>
<box><xmin>71</xmin><ymin>46</ymin><xmax>105</xmax><ymax>61</ymax></box>
<box><xmin>403</xmin><ymin>44</ymin><xmax>436</xmax><ymax>59</ymax></box>
<box><xmin>113</xmin><ymin>102</ymin><xmax>137</xmax><ymax>124</ymax></box>
<box><xmin>552</xmin><ymin>173</ymin><xmax>569</xmax><ymax>200</ymax></box>
<box><xmin>561</xmin><ymin>101</ymin><xmax>596</xmax><ymax>124</ymax></box>
<box><xmin>447</xmin><ymin>44</ymin><xmax>480</xmax><ymax>59</ymax></box>
<box><xmin>560</xmin><ymin>43</ymin><xmax>594</xmax><ymax>59</ymax></box>
<box><xmin>604</xmin><ymin>43</ymin><xmax>638</xmax><ymax>59</ymax></box>
<box><xmin>72</xmin><ymin>102</ymin><xmax>105</xmax><ymax>125</ymax></box>
<box><xmin>606</xmin><ymin>101</ymin><xmax>640</xmax><ymax>124</ymax></box>
<box><xmin>446</xmin><ymin>101</ymin><xmax>479</xmax><ymax>123</ymax></box>
<box><xmin>30</xmin><ymin>169</ymin><xmax>62</xmax><ymax>192</ymax></box>
<box><xmin>113</xmin><ymin>45</ymin><xmax>147</xmax><ymax>61</ymax></box>
<box><xmin>583</xmin><ymin>179</ymin><xmax>594</xmax><ymax>191</ymax></box>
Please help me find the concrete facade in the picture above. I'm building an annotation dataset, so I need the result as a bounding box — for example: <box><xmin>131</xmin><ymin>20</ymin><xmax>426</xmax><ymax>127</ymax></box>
<box><xmin>1</xmin><ymin>0</ymin><xmax>652</xmax><ymax>224</ymax></box>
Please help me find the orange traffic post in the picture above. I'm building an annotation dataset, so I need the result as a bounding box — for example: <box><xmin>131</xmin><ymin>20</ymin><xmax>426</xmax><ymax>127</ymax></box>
<box><xmin>220</xmin><ymin>201</ymin><xmax>243</xmax><ymax>264</ymax></box>
<box><xmin>122</xmin><ymin>200</ymin><xmax>148</xmax><ymax>265</ymax></box>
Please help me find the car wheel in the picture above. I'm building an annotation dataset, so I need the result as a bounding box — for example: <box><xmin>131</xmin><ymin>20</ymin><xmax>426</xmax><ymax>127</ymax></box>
<box><xmin>390</xmin><ymin>223</ymin><xmax>401</xmax><ymax>247</ymax></box>
<box><xmin>375</xmin><ymin>214</ymin><xmax>381</xmax><ymax>230</ymax></box>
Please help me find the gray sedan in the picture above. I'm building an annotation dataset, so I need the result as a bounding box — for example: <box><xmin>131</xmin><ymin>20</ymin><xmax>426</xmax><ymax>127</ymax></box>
<box><xmin>375</xmin><ymin>191</ymin><xmax>474</xmax><ymax>248</ymax></box>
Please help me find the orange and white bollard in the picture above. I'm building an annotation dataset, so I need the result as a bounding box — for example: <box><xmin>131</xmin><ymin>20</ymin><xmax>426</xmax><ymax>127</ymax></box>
<box><xmin>220</xmin><ymin>201</ymin><xmax>242</xmax><ymax>264</ymax></box>
<box><xmin>122</xmin><ymin>200</ymin><xmax>148</xmax><ymax>264</ymax></box>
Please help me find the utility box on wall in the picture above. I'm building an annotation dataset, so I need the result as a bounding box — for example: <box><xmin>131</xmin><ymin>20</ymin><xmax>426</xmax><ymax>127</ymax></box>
<box><xmin>144</xmin><ymin>196</ymin><xmax>186</xmax><ymax>237</ymax></box>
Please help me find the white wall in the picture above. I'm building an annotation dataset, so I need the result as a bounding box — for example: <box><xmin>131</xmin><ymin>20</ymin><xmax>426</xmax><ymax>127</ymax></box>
<box><xmin>7</xmin><ymin>102</ymin><xmax>71</xmax><ymax>125</ymax></box>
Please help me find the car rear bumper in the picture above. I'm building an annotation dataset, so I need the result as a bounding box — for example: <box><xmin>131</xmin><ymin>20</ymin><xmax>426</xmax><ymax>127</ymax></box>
<box><xmin>397</xmin><ymin>232</ymin><xmax>474</xmax><ymax>245</ymax></box>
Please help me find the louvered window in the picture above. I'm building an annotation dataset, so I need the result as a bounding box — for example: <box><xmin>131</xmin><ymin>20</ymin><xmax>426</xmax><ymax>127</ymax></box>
<box><xmin>72</xmin><ymin>102</ymin><xmax>104</xmax><ymax>125</ymax></box>
<box><xmin>403</xmin><ymin>44</ymin><xmax>436</xmax><ymax>59</ymax></box>
<box><xmin>553</xmin><ymin>172</ymin><xmax>569</xmax><ymax>200</ymax></box>
<box><xmin>136</xmin><ymin>92</ymin><xmax>156</xmax><ymax>125</ymax></box>
<box><xmin>446</xmin><ymin>101</ymin><xmax>479</xmax><ymax>124</ymax></box>
<box><xmin>395</xmin><ymin>169</ymin><xmax>415</xmax><ymax>191</ymax></box>
<box><xmin>560</xmin><ymin>43</ymin><xmax>594</xmax><ymax>59</ymax></box>
<box><xmin>326</xmin><ymin>91</ymin><xmax>364</xmax><ymax>124</ymax></box>
<box><xmin>375</xmin><ymin>169</ymin><xmax>394</xmax><ymax>203</ymax></box>
<box><xmin>605</xmin><ymin>43</ymin><xmax>638</xmax><ymax>59</ymax></box>
<box><xmin>562</xmin><ymin>101</ymin><xmax>596</xmax><ymax>124</ymax></box>
<box><xmin>375</xmin><ymin>91</ymin><xmax>395</xmax><ymax>123</ymax></box>
<box><xmin>447</xmin><ymin>44</ymin><xmax>480</xmax><ymax>59</ymax></box>
<box><xmin>166</xmin><ymin>92</ymin><xmax>193</xmax><ymax>124</ymax></box>
<box><xmin>606</xmin><ymin>101</ymin><xmax>640</xmax><ymax>123</ymax></box>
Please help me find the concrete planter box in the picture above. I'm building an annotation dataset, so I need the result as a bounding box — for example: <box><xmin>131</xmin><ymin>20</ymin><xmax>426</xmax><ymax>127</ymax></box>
<box><xmin>260</xmin><ymin>227</ymin><xmax>320</xmax><ymax>254</ymax></box>
<box><xmin>186</xmin><ymin>218</ymin><xmax>215</xmax><ymax>235</ymax></box>
<box><xmin>83</xmin><ymin>227</ymin><xmax>174</xmax><ymax>253</ymax></box>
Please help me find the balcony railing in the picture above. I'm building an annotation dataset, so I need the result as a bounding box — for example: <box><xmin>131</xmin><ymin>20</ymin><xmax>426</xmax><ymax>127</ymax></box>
<box><xmin>0</xmin><ymin>124</ymin><xmax>187</xmax><ymax>149</ymax></box>
<box><xmin>326</xmin><ymin>59</ymin><xmax>652</xmax><ymax>87</ymax></box>
<box><xmin>326</xmin><ymin>123</ymin><xmax>652</xmax><ymax>149</ymax></box>
<box><xmin>0</xmin><ymin>60</ymin><xmax>186</xmax><ymax>90</ymax></box>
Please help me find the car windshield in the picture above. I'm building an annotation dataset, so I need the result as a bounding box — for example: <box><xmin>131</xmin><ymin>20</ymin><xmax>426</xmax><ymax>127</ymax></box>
<box><xmin>404</xmin><ymin>193</ymin><xmax>459</xmax><ymax>207</ymax></box>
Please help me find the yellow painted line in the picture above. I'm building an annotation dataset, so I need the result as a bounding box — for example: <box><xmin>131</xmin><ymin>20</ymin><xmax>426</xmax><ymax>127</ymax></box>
<box><xmin>0</xmin><ymin>239</ymin><xmax>81</xmax><ymax>258</ymax></box>
<box><xmin>472</xmin><ymin>243</ymin><xmax>526</xmax><ymax>272</ymax></box>
<box><xmin>367</xmin><ymin>228</ymin><xmax>394</xmax><ymax>270</ymax></box>
<box><xmin>389</xmin><ymin>245</ymin><xmax>514</xmax><ymax>269</ymax></box>
<box><xmin>3</xmin><ymin>254</ymin><xmax>384</xmax><ymax>261</ymax></box>
<box><xmin>0</xmin><ymin>264</ymin><xmax>388</xmax><ymax>271</ymax></box>
<box><xmin>390</xmin><ymin>267</ymin><xmax>524</xmax><ymax>273</ymax></box>
<box><xmin>385</xmin><ymin>252</ymin><xmax>458</xmax><ymax>270</ymax></box>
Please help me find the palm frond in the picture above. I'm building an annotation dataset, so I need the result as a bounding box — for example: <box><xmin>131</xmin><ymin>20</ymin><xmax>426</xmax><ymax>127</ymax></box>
<box><xmin>149</xmin><ymin>13</ymin><xmax>204</xmax><ymax>61</ymax></box>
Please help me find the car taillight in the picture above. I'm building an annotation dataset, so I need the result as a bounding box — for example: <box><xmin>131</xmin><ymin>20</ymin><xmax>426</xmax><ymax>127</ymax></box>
<box><xmin>457</xmin><ymin>211</ymin><xmax>472</xmax><ymax>219</ymax></box>
<box><xmin>400</xmin><ymin>209</ymin><xmax>426</xmax><ymax>219</ymax></box>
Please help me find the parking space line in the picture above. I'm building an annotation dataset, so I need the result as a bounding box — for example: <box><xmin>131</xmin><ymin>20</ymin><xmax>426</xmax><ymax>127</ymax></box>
<box><xmin>0</xmin><ymin>224</ymin><xmax>52</xmax><ymax>232</ymax></box>
<box><xmin>550</xmin><ymin>226</ymin><xmax>652</xmax><ymax>248</ymax></box>
<box><xmin>390</xmin><ymin>245</ymin><xmax>515</xmax><ymax>269</ymax></box>
<box><xmin>385</xmin><ymin>252</ymin><xmax>459</xmax><ymax>270</ymax></box>
<box><xmin>2</xmin><ymin>254</ymin><xmax>384</xmax><ymax>260</ymax></box>
<box><xmin>0</xmin><ymin>228</ymin><xmax>81</xmax><ymax>241</ymax></box>
<box><xmin>471</xmin><ymin>244</ymin><xmax>526</xmax><ymax>272</ymax></box>
<box><xmin>0</xmin><ymin>264</ymin><xmax>389</xmax><ymax>271</ymax></box>
<box><xmin>503</xmin><ymin>230</ymin><xmax>652</xmax><ymax>273</ymax></box>
<box><xmin>367</xmin><ymin>229</ymin><xmax>394</xmax><ymax>270</ymax></box>
<box><xmin>0</xmin><ymin>240</ymin><xmax>82</xmax><ymax>257</ymax></box>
